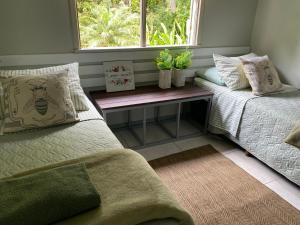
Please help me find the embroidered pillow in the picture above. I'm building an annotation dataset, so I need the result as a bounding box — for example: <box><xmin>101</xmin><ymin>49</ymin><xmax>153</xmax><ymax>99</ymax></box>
<box><xmin>0</xmin><ymin>72</ymin><xmax>79</xmax><ymax>134</ymax></box>
<box><xmin>213</xmin><ymin>53</ymin><xmax>256</xmax><ymax>90</ymax></box>
<box><xmin>0</xmin><ymin>62</ymin><xmax>89</xmax><ymax>111</ymax></box>
<box><xmin>241</xmin><ymin>55</ymin><xmax>282</xmax><ymax>96</ymax></box>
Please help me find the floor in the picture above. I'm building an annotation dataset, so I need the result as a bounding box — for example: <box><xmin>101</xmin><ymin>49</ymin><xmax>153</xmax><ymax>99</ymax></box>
<box><xmin>115</xmin><ymin>122</ymin><xmax>300</xmax><ymax>211</ymax></box>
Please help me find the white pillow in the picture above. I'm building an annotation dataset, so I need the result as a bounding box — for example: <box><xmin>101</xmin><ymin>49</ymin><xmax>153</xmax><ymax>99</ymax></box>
<box><xmin>0</xmin><ymin>72</ymin><xmax>79</xmax><ymax>134</ymax></box>
<box><xmin>0</xmin><ymin>62</ymin><xmax>89</xmax><ymax>111</ymax></box>
<box><xmin>241</xmin><ymin>55</ymin><xmax>282</xmax><ymax>96</ymax></box>
<box><xmin>213</xmin><ymin>53</ymin><xmax>256</xmax><ymax>90</ymax></box>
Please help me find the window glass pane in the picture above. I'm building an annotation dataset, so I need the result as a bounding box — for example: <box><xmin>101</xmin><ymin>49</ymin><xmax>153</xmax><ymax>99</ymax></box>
<box><xmin>146</xmin><ymin>0</ymin><xmax>191</xmax><ymax>46</ymax></box>
<box><xmin>77</xmin><ymin>0</ymin><xmax>140</xmax><ymax>48</ymax></box>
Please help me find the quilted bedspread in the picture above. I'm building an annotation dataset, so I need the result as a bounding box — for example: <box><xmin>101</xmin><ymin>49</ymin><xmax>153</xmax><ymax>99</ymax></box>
<box><xmin>0</xmin><ymin>98</ymin><xmax>123</xmax><ymax>178</ymax></box>
<box><xmin>195</xmin><ymin>78</ymin><xmax>300</xmax><ymax>186</ymax></box>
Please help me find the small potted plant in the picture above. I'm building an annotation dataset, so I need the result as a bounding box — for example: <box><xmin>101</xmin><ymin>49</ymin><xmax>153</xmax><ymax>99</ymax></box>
<box><xmin>173</xmin><ymin>50</ymin><xmax>192</xmax><ymax>87</ymax></box>
<box><xmin>156</xmin><ymin>49</ymin><xmax>173</xmax><ymax>89</ymax></box>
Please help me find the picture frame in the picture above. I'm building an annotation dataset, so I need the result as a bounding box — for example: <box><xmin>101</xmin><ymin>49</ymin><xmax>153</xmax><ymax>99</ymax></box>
<box><xmin>103</xmin><ymin>61</ymin><xmax>135</xmax><ymax>92</ymax></box>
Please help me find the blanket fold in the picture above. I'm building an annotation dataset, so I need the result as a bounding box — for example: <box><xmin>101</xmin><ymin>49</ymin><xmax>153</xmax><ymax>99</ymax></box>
<box><xmin>3</xmin><ymin>149</ymin><xmax>194</xmax><ymax>225</ymax></box>
<box><xmin>285</xmin><ymin>121</ymin><xmax>300</xmax><ymax>149</ymax></box>
<box><xmin>0</xmin><ymin>163</ymin><xmax>100</xmax><ymax>225</ymax></box>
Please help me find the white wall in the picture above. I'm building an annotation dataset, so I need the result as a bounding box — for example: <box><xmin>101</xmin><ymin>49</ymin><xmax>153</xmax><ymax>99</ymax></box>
<box><xmin>0</xmin><ymin>0</ymin><xmax>75</xmax><ymax>55</ymax></box>
<box><xmin>251</xmin><ymin>0</ymin><xmax>300</xmax><ymax>88</ymax></box>
<box><xmin>200</xmin><ymin>0</ymin><xmax>258</xmax><ymax>47</ymax></box>
<box><xmin>0</xmin><ymin>0</ymin><xmax>257</xmax><ymax>55</ymax></box>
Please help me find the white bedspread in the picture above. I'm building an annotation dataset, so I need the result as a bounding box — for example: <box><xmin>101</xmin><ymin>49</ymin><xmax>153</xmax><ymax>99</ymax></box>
<box><xmin>0</xmin><ymin>98</ymin><xmax>123</xmax><ymax>178</ymax></box>
<box><xmin>196</xmin><ymin>78</ymin><xmax>298</xmax><ymax>137</ymax></box>
<box><xmin>195</xmin><ymin>77</ymin><xmax>300</xmax><ymax>185</ymax></box>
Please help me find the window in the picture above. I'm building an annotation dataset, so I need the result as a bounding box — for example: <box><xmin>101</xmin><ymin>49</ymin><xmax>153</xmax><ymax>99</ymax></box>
<box><xmin>75</xmin><ymin>0</ymin><xmax>202</xmax><ymax>49</ymax></box>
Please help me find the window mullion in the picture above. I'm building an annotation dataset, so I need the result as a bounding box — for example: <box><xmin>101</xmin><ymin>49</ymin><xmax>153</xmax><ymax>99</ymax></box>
<box><xmin>140</xmin><ymin>0</ymin><xmax>147</xmax><ymax>47</ymax></box>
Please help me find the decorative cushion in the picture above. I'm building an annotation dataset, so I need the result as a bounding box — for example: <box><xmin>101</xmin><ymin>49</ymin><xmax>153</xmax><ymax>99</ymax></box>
<box><xmin>195</xmin><ymin>67</ymin><xmax>226</xmax><ymax>86</ymax></box>
<box><xmin>241</xmin><ymin>55</ymin><xmax>282</xmax><ymax>96</ymax></box>
<box><xmin>0</xmin><ymin>62</ymin><xmax>89</xmax><ymax>111</ymax></box>
<box><xmin>0</xmin><ymin>72</ymin><xmax>79</xmax><ymax>134</ymax></box>
<box><xmin>213</xmin><ymin>53</ymin><xmax>256</xmax><ymax>90</ymax></box>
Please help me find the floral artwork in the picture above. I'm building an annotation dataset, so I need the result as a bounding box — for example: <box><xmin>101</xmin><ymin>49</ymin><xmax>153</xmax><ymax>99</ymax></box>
<box><xmin>104</xmin><ymin>61</ymin><xmax>135</xmax><ymax>92</ymax></box>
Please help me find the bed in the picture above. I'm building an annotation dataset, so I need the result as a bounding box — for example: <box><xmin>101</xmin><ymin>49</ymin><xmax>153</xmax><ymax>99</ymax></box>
<box><xmin>0</xmin><ymin>97</ymin><xmax>190</xmax><ymax>225</ymax></box>
<box><xmin>0</xmin><ymin>97</ymin><xmax>123</xmax><ymax>178</ymax></box>
<box><xmin>195</xmin><ymin>77</ymin><xmax>300</xmax><ymax>186</ymax></box>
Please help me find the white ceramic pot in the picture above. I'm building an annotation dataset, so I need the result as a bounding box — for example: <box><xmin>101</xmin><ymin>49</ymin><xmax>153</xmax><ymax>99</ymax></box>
<box><xmin>159</xmin><ymin>70</ymin><xmax>172</xmax><ymax>89</ymax></box>
<box><xmin>172</xmin><ymin>69</ymin><xmax>186</xmax><ymax>87</ymax></box>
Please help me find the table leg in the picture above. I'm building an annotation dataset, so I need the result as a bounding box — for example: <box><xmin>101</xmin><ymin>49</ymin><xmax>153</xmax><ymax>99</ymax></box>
<box><xmin>176</xmin><ymin>103</ymin><xmax>181</xmax><ymax>138</ymax></box>
<box><xmin>204</xmin><ymin>97</ymin><xmax>212</xmax><ymax>134</ymax></box>
<box><xmin>155</xmin><ymin>106</ymin><xmax>160</xmax><ymax>122</ymax></box>
<box><xmin>143</xmin><ymin>108</ymin><xmax>147</xmax><ymax>145</ymax></box>
<box><xmin>128</xmin><ymin>110</ymin><xmax>131</xmax><ymax>128</ymax></box>
<box><xmin>102</xmin><ymin>112</ymin><xmax>107</xmax><ymax>121</ymax></box>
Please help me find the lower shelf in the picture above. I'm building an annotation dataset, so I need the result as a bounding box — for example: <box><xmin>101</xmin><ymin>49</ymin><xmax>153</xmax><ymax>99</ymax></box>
<box><xmin>112</xmin><ymin>118</ymin><xmax>205</xmax><ymax>149</ymax></box>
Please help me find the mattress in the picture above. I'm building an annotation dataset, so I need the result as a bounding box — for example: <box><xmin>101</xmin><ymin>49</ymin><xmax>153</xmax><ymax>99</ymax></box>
<box><xmin>0</xmin><ymin>97</ymin><xmax>123</xmax><ymax>178</ymax></box>
<box><xmin>195</xmin><ymin>78</ymin><xmax>300</xmax><ymax>186</ymax></box>
<box><xmin>0</xmin><ymin>97</ymin><xmax>181</xmax><ymax>225</ymax></box>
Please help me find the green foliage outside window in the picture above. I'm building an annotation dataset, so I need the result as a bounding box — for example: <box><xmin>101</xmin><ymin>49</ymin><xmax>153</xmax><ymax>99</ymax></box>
<box><xmin>77</xmin><ymin>0</ymin><xmax>191</xmax><ymax>48</ymax></box>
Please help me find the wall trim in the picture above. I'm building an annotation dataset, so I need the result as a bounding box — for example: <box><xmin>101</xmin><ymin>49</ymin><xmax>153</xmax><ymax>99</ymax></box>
<box><xmin>0</xmin><ymin>46</ymin><xmax>250</xmax><ymax>89</ymax></box>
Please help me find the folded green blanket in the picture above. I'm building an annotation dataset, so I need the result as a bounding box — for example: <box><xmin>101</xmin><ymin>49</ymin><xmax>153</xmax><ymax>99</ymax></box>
<box><xmin>0</xmin><ymin>163</ymin><xmax>100</xmax><ymax>225</ymax></box>
<box><xmin>285</xmin><ymin>121</ymin><xmax>300</xmax><ymax>149</ymax></box>
<box><xmin>4</xmin><ymin>149</ymin><xmax>194</xmax><ymax>225</ymax></box>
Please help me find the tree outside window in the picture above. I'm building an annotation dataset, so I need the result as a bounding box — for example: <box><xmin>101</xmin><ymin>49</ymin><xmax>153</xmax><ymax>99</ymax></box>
<box><xmin>77</xmin><ymin>0</ymin><xmax>193</xmax><ymax>48</ymax></box>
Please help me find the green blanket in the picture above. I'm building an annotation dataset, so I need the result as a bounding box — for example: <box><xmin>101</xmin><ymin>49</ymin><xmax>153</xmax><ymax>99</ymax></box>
<box><xmin>0</xmin><ymin>164</ymin><xmax>100</xmax><ymax>225</ymax></box>
<box><xmin>4</xmin><ymin>149</ymin><xmax>194</xmax><ymax>225</ymax></box>
<box><xmin>285</xmin><ymin>121</ymin><xmax>300</xmax><ymax>149</ymax></box>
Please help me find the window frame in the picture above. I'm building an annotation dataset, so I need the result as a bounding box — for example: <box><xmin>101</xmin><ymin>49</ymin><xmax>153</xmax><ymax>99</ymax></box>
<box><xmin>69</xmin><ymin>0</ymin><xmax>204</xmax><ymax>52</ymax></box>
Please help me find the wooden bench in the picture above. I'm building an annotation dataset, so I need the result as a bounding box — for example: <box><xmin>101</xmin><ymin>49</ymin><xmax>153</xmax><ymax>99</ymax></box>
<box><xmin>90</xmin><ymin>86</ymin><xmax>213</xmax><ymax>147</ymax></box>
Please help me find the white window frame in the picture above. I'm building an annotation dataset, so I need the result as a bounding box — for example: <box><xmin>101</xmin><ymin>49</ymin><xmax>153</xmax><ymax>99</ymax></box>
<box><xmin>69</xmin><ymin>0</ymin><xmax>204</xmax><ymax>51</ymax></box>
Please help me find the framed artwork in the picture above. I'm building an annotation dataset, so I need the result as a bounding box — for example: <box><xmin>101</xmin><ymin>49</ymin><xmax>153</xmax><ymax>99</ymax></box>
<box><xmin>103</xmin><ymin>61</ymin><xmax>135</xmax><ymax>92</ymax></box>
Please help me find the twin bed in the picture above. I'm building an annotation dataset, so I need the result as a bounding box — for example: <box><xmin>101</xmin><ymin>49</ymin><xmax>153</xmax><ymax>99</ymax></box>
<box><xmin>0</xmin><ymin>97</ymin><xmax>122</xmax><ymax>178</ymax></box>
<box><xmin>195</xmin><ymin>77</ymin><xmax>300</xmax><ymax>186</ymax></box>
<box><xmin>0</xmin><ymin>97</ymin><xmax>192</xmax><ymax>225</ymax></box>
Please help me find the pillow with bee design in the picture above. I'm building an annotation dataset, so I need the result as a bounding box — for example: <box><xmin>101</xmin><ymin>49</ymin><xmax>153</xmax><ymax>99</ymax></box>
<box><xmin>0</xmin><ymin>72</ymin><xmax>79</xmax><ymax>134</ymax></box>
<box><xmin>0</xmin><ymin>62</ymin><xmax>89</xmax><ymax>111</ymax></box>
<box><xmin>241</xmin><ymin>55</ymin><xmax>282</xmax><ymax>96</ymax></box>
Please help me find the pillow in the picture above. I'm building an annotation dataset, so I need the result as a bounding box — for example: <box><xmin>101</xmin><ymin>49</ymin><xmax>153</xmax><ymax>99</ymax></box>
<box><xmin>213</xmin><ymin>53</ymin><xmax>256</xmax><ymax>90</ymax></box>
<box><xmin>195</xmin><ymin>67</ymin><xmax>226</xmax><ymax>86</ymax></box>
<box><xmin>0</xmin><ymin>62</ymin><xmax>89</xmax><ymax>111</ymax></box>
<box><xmin>0</xmin><ymin>72</ymin><xmax>79</xmax><ymax>134</ymax></box>
<box><xmin>241</xmin><ymin>55</ymin><xmax>282</xmax><ymax>96</ymax></box>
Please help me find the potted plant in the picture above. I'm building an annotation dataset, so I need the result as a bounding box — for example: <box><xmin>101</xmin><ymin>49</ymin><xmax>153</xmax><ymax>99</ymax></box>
<box><xmin>156</xmin><ymin>49</ymin><xmax>173</xmax><ymax>89</ymax></box>
<box><xmin>173</xmin><ymin>50</ymin><xmax>192</xmax><ymax>87</ymax></box>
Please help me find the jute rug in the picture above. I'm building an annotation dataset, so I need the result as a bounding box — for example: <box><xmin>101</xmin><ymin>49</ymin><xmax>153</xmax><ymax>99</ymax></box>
<box><xmin>149</xmin><ymin>145</ymin><xmax>300</xmax><ymax>225</ymax></box>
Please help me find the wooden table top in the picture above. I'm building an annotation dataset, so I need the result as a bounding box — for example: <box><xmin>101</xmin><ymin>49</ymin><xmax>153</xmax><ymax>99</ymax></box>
<box><xmin>90</xmin><ymin>86</ymin><xmax>213</xmax><ymax>110</ymax></box>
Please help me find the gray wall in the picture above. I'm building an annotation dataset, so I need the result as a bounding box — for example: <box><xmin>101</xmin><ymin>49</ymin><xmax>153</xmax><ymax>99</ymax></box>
<box><xmin>0</xmin><ymin>0</ymin><xmax>75</xmax><ymax>55</ymax></box>
<box><xmin>0</xmin><ymin>0</ymin><xmax>257</xmax><ymax>55</ymax></box>
<box><xmin>251</xmin><ymin>0</ymin><xmax>300</xmax><ymax>88</ymax></box>
<box><xmin>200</xmin><ymin>0</ymin><xmax>258</xmax><ymax>47</ymax></box>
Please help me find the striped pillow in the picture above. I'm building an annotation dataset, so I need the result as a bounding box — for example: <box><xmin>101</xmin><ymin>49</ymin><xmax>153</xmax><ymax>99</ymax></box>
<box><xmin>0</xmin><ymin>62</ymin><xmax>89</xmax><ymax>111</ymax></box>
<box><xmin>213</xmin><ymin>53</ymin><xmax>256</xmax><ymax>90</ymax></box>
<box><xmin>0</xmin><ymin>72</ymin><xmax>79</xmax><ymax>134</ymax></box>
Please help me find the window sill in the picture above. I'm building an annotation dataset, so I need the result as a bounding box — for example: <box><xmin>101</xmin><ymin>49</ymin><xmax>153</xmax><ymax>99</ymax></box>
<box><xmin>75</xmin><ymin>44</ymin><xmax>200</xmax><ymax>53</ymax></box>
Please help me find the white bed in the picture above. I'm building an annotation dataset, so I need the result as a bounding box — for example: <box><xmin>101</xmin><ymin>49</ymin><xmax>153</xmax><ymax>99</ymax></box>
<box><xmin>0</xmin><ymin>97</ymin><xmax>183</xmax><ymax>225</ymax></box>
<box><xmin>195</xmin><ymin>77</ymin><xmax>300</xmax><ymax>186</ymax></box>
<box><xmin>0</xmin><ymin>97</ymin><xmax>123</xmax><ymax>178</ymax></box>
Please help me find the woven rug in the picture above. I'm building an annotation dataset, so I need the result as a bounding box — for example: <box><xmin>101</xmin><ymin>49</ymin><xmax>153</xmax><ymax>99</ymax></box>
<box><xmin>149</xmin><ymin>145</ymin><xmax>300</xmax><ymax>225</ymax></box>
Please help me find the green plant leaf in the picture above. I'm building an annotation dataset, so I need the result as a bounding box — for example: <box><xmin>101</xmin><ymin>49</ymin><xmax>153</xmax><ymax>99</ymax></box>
<box><xmin>174</xmin><ymin>50</ymin><xmax>192</xmax><ymax>69</ymax></box>
<box><xmin>155</xmin><ymin>49</ymin><xmax>173</xmax><ymax>70</ymax></box>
